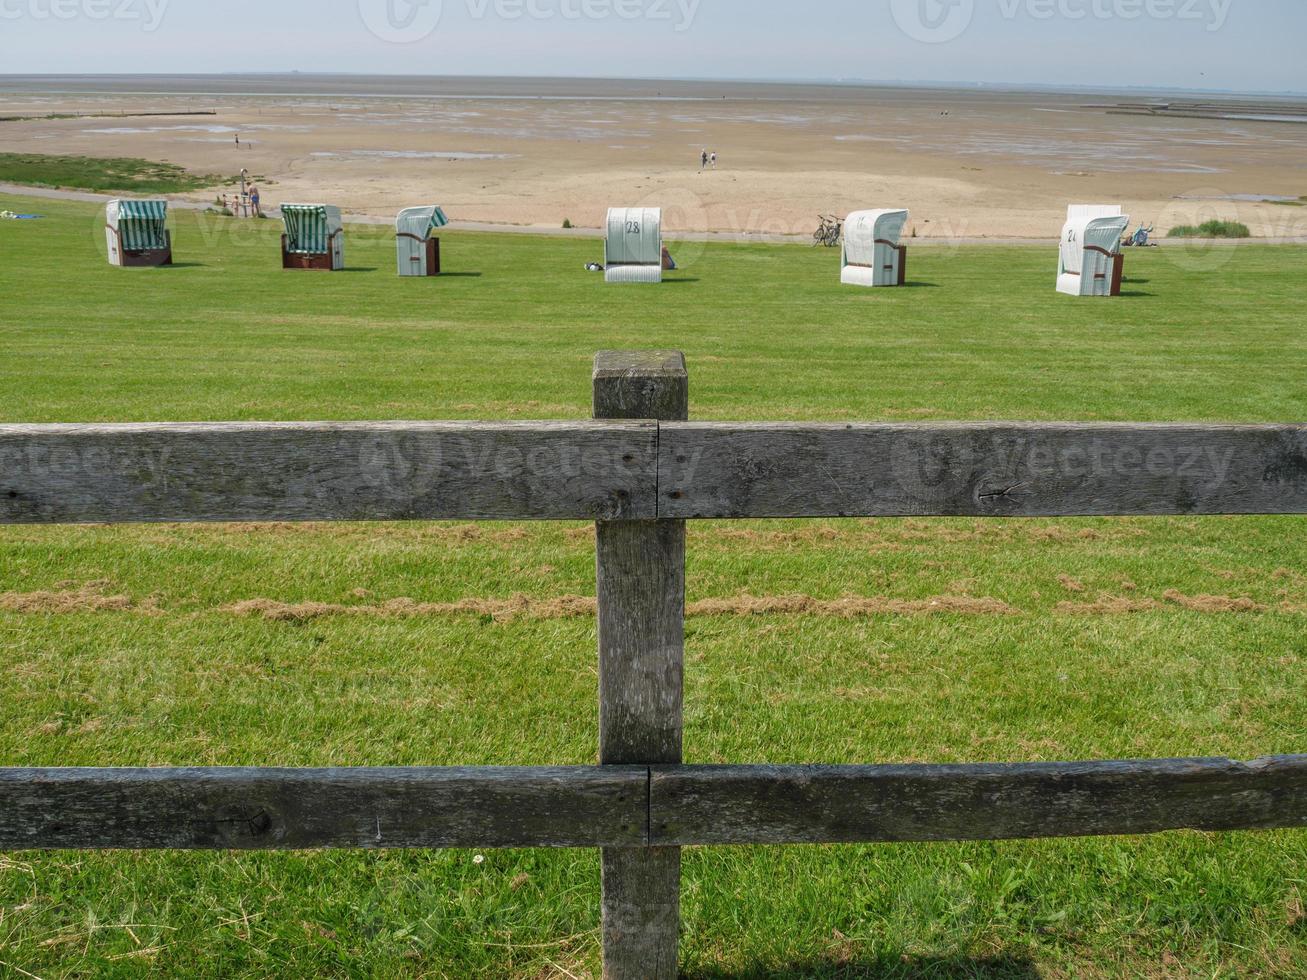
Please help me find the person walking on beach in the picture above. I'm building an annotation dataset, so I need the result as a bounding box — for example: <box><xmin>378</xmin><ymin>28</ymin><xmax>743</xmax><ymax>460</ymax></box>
<box><xmin>235</xmin><ymin>132</ymin><xmax>240</xmax><ymax>149</ymax></box>
<box><xmin>711</xmin><ymin>151</ymin><xmax>718</xmax><ymax>170</ymax></box>
<box><xmin>701</xmin><ymin>149</ymin><xmax>708</xmax><ymax>171</ymax></box>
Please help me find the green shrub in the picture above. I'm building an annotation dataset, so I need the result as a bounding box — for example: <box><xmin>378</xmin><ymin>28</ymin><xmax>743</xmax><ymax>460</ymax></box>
<box><xmin>1167</xmin><ymin>219</ymin><xmax>1252</xmax><ymax>239</ymax></box>
<box><xmin>562</xmin><ymin>218</ymin><xmax>573</xmax><ymax>229</ymax></box>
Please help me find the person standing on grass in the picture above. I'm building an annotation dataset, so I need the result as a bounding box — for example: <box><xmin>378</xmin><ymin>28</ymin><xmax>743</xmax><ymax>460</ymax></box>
<box><xmin>250</xmin><ymin>186</ymin><xmax>261</xmax><ymax>218</ymax></box>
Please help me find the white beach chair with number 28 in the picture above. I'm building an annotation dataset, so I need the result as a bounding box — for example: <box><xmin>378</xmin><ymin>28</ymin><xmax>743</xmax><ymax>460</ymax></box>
<box><xmin>605</xmin><ymin>208</ymin><xmax>663</xmax><ymax>283</ymax></box>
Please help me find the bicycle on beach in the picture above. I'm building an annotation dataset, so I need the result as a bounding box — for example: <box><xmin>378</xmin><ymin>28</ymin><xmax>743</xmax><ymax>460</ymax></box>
<box><xmin>813</xmin><ymin>214</ymin><xmax>842</xmax><ymax>247</ymax></box>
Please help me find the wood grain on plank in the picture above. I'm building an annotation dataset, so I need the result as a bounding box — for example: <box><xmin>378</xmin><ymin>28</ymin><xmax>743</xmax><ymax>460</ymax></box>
<box><xmin>601</xmin><ymin>847</ymin><xmax>681</xmax><ymax>978</ymax></box>
<box><xmin>6</xmin><ymin>419</ymin><xmax>1306</xmax><ymax>524</ymax></box>
<box><xmin>0</xmin><ymin>767</ymin><xmax>649</xmax><ymax>850</ymax></box>
<box><xmin>594</xmin><ymin>351</ymin><xmax>687</xmax><ymax>980</ymax></box>
<box><xmin>596</xmin><ymin>522</ymin><xmax>685</xmax><ymax>765</ymax></box>
<box><xmin>593</xmin><ymin>350</ymin><xmax>690</xmax><ymax>424</ymax></box>
<box><xmin>658</xmin><ymin>422</ymin><xmax>1307</xmax><ymax>518</ymax></box>
<box><xmin>650</xmin><ymin>758</ymin><xmax>1307</xmax><ymax>845</ymax></box>
<box><xmin>5</xmin><ymin>758</ymin><xmax>1302</xmax><ymax>852</ymax></box>
<box><xmin>0</xmin><ymin>421</ymin><xmax>658</xmax><ymax>524</ymax></box>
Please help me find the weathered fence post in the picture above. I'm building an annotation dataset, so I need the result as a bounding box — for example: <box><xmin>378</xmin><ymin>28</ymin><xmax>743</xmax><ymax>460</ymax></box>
<box><xmin>593</xmin><ymin>350</ymin><xmax>688</xmax><ymax>979</ymax></box>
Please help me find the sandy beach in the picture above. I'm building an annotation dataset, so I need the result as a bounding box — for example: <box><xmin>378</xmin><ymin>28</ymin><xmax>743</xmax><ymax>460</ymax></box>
<box><xmin>2</xmin><ymin>75</ymin><xmax>1305</xmax><ymax>239</ymax></box>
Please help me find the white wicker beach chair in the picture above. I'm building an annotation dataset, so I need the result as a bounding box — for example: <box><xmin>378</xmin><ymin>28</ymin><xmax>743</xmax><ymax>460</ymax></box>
<box><xmin>605</xmin><ymin>208</ymin><xmax>663</xmax><ymax>284</ymax></box>
<box><xmin>1058</xmin><ymin>206</ymin><xmax>1130</xmax><ymax>297</ymax></box>
<box><xmin>841</xmin><ymin>209</ymin><xmax>909</xmax><ymax>287</ymax></box>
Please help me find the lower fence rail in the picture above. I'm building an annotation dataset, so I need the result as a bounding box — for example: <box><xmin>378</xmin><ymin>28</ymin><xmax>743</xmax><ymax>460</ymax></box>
<box><xmin>3</xmin><ymin>757</ymin><xmax>1304</xmax><ymax>852</ymax></box>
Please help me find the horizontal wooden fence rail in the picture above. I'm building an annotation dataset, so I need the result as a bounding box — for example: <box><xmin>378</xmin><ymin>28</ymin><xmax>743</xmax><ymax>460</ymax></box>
<box><xmin>3</xmin><ymin>421</ymin><xmax>1305</xmax><ymax>525</ymax></box>
<box><xmin>0</xmin><ymin>767</ymin><xmax>649</xmax><ymax>850</ymax></box>
<box><xmin>0</xmin><ymin>421</ymin><xmax>659</xmax><ymax>524</ymax></box>
<box><xmin>658</xmin><ymin>422</ymin><xmax>1307</xmax><ymax>518</ymax></box>
<box><xmin>3</xmin><ymin>352</ymin><xmax>1304</xmax><ymax>980</ymax></box>
<box><xmin>3</xmin><ymin>758</ymin><xmax>1304</xmax><ymax>852</ymax></box>
<box><xmin>649</xmin><ymin>757</ymin><xmax>1307</xmax><ymax>845</ymax></box>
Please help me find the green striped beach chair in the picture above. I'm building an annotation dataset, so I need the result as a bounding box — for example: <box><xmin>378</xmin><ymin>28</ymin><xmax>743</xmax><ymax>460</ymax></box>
<box><xmin>395</xmin><ymin>206</ymin><xmax>448</xmax><ymax>277</ymax></box>
<box><xmin>281</xmin><ymin>204</ymin><xmax>344</xmax><ymax>271</ymax></box>
<box><xmin>105</xmin><ymin>200</ymin><xmax>172</xmax><ymax>268</ymax></box>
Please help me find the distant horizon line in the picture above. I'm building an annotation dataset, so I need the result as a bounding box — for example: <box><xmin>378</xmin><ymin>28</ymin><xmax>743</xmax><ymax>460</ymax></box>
<box><xmin>2</xmin><ymin>71</ymin><xmax>1305</xmax><ymax>99</ymax></box>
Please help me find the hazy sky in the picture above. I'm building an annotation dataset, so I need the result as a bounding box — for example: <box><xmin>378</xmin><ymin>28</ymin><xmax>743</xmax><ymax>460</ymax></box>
<box><xmin>1</xmin><ymin>0</ymin><xmax>1302</xmax><ymax>93</ymax></box>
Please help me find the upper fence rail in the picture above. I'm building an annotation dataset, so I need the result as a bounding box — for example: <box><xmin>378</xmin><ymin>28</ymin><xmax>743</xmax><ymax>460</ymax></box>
<box><xmin>2</xmin><ymin>421</ymin><xmax>1305</xmax><ymax>525</ymax></box>
<box><xmin>0</xmin><ymin>421</ymin><xmax>658</xmax><ymax>524</ymax></box>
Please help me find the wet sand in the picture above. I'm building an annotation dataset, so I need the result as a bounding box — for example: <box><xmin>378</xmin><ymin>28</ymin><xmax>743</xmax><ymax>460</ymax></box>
<box><xmin>2</xmin><ymin>75</ymin><xmax>1305</xmax><ymax>239</ymax></box>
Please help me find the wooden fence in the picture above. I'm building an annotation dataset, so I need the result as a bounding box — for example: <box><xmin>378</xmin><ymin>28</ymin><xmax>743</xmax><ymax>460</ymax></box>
<box><xmin>2</xmin><ymin>350</ymin><xmax>1305</xmax><ymax>978</ymax></box>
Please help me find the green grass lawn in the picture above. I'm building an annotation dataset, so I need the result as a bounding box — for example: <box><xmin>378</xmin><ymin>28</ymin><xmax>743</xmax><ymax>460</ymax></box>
<box><xmin>1</xmin><ymin>193</ymin><xmax>1305</xmax><ymax>978</ymax></box>
<box><xmin>0</xmin><ymin>155</ymin><xmax>223</xmax><ymax>196</ymax></box>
